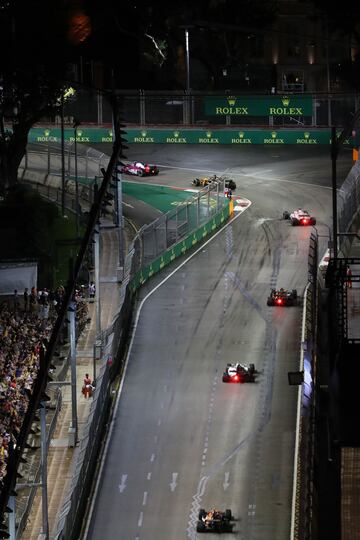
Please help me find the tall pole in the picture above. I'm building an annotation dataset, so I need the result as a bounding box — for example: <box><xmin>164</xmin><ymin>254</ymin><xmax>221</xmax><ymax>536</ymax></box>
<box><xmin>40</xmin><ymin>401</ymin><xmax>49</xmax><ymax>539</ymax></box>
<box><xmin>94</xmin><ymin>223</ymin><xmax>101</xmax><ymax>338</ymax></box>
<box><xmin>185</xmin><ymin>28</ymin><xmax>190</xmax><ymax>95</ymax></box>
<box><xmin>185</xmin><ymin>28</ymin><xmax>191</xmax><ymax>125</ymax></box>
<box><xmin>68</xmin><ymin>302</ymin><xmax>78</xmax><ymax>442</ymax></box>
<box><xmin>74</xmin><ymin>122</ymin><xmax>80</xmax><ymax>238</ymax></box>
<box><xmin>61</xmin><ymin>92</ymin><xmax>66</xmax><ymax>216</ymax></box>
<box><xmin>331</xmin><ymin>126</ymin><xmax>338</xmax><ymax>260</ymax></box>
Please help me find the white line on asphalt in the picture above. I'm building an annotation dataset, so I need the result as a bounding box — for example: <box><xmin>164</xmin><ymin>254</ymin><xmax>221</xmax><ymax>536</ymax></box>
<box><xmin>157</xmin><ymin>418</ymin><xmax>162</xmax><ymax>426</ymax></box>
<box><xmin>147</xmin><ymin>472</ymin><xmax>152</xmax><ymax>480</ymax></box>
<box><xmin>142</xmin><ymin>492</ymin><xmax>148</xmax><ymax>506</ymax></box>
<box><xmin>138</xmin><ymin>512</ymin><xmax>144</xmax><ymax>527</ymax></box>
<box><xmin>118</xmin><ymin>474</ymin><xmax>128</xmax><ymax>494</ymax></box>
<box><xmin>150</xmin><ymin>453</ymin><xmax>155</xmax><ymax>462</ymax></box>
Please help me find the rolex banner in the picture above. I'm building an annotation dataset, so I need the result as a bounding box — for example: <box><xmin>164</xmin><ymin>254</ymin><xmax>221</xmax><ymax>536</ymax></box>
<box><xmin>204</xmin><ymin>95</ymin><xmax>313</xmax><ymax>116</ymax></box>
<box><xmin>27</xmin><ymin>127</ymin><xmax>342</xmax><ymax>145</ymax></box>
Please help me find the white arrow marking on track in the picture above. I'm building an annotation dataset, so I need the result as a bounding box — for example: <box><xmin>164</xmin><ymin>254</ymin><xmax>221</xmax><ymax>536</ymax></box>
<box><xmin>223</xmin><ymin>472</ymin><xmax>230</xmax><ymax>491</ymax></box>
<box><xmin>170</xmin><ymin>472</ymin><xmax>178</xmax><ymax>492</ymax></box>
<box><xmin>118</xmin><ymin>474</ymin><xmax>127</xmax><ymax>493</ymax></box>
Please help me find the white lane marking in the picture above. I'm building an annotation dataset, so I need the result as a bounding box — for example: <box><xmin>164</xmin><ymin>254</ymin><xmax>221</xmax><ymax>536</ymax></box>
<box><xmin>122</xmin><ymin>201</ymin><xmax>134</xmax><ymax>208</ymax></box>
<box><xmin>157</xmin><ymin>419</ymin><xmax>162</xmax><ymax>426</ymax></box>
<box><xmin>138</xmin><ymin>511</ymin><xmax>144</xmax><ymax>527</ymax></box>
<box><xmin>170</xmin><ymin>472</ymin><xmax>178</xmax><ymax>492</ymax></box>
<box><xmin>118</xmin><ymin>474</ymin><xmax>127</xmax><ymax>493</ymax></box>
<box><xmin>223</xmin><ymin>472</ymin><xmax>230</xmax><ymax>491</ymax></box>
<box><xmin>142</xmin><ymin>491</ymin><xmax>148</xmax><ymax>506</ymax></box>
<box><xmin>150</xmin><ymin>453</ymin><xmax>155</xmax><ymax>462</ymax></box>
<box><xmin>154</xmin><ymin>435</ymin><xmax>158</xmax><ymax>443</ymax></box>
<box><xmin>147</xmin><ymin>472</ymin><xmax>152</xmax><ymax>480</ymax></box>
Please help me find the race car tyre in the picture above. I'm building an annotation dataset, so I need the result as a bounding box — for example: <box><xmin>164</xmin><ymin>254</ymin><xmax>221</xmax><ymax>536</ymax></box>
<box><xmin>310</xmin><ymin>218</ymin><xmax>316</xmax><ymax>225</ymax></box>
<box><xmin>291</xmin><ymin>218</ymin><xmax>299</xmax><ymax>226</ymax></box>
<box><xmin>267</xmin><ymin>298</ymin><xmax>273</xmax><ymax>306</ymax></box>
<box><xmin>196</xmin><ymin>521</ymin><xmax>206</xmax><ymax>532</ymax></box>
<box><xmin>225</xmin><ymin>509</ymin><xmax>232</xmax><ymax>520</ymax></box>
<box><xmin>222</xmin><ymin>375</ymin><xmax>229</xmax><ymax>382</ymax></box>
<box><xmin>136</xmin><ymin>170</ymin><xmax>144</xmax><ymax>177</ymax></box>
<box><xmin>198</xmin><ymin>509</ymin><xmax>206</xmax><ymax>520</ymax></box>
<box><xmin>292</xmin><ymin>289</ymin><xmax>298</xmax><ymax>299</ymax></box>
<box><xmin>283</xmin><ymin>211</ymin><xmax>290</xmax><ymax>219</ymax></box>
<box><xmin>249</xmin><ymin>363</ymin><xmax>255</xmax><ymax>374</ymax></box>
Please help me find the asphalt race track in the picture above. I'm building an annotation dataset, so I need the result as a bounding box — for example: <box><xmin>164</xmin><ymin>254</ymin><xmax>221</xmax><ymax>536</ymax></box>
<box><xmin>85</xmin><ymin>145</ymin><xmax>352</xmax><ymax>540</ymax></box>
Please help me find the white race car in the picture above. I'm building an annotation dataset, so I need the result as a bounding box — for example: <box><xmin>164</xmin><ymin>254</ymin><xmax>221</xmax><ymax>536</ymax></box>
<box><xmin>283</xmin><ymin>208</ymin><xmax>316</xmax><ymax>226</ymax></box>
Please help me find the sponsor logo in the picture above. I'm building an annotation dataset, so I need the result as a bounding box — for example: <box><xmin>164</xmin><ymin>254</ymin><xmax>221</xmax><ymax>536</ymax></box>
<box><xmin>231</xmin><ymin>131</ymin><xmax>252</xmax><ymax>144</ymax></box>
<box><xmin>263</xmin><ymin>131</ymin><xmax>284</xmax><ymax>144</ymax></box>
<box><xmin>134</xmin><ymin>130</ymin><xmax>154</xmax><ymax>143</ymax></box>
<box><xmin>101</xmin><ymin>129</ymin><xmax>113</xmax><ymax>142</ymax></box>
<box><xmin>166</xmin><ymin>130</ymin><xmax>186</xmax><ymax>143</ymax></box>
<box><xmin>198</xmin><ymin>130</ymin><xmax>219</xmax><ymax>143</ymax></box>
<box><xmin>227</xmin><ymin>96</ymin><xmax>236</xmax><ymax>106</ymax></box>
<box><xmin>269</xmin><ymin>96</ymin><xmax>303</xmax><ymax>115</ymax></box>
<box><xmin>69</xmin><ymin>130</ymin><xmax>90</xmax><ymax>142</ymax></box>
<box><xmin>215</xmin><ymin>106</ymin><xmax>249</xmax><ymax>115</ymax></box>
<box><xmin>36</xmin><ymin>129</ymin><xmax>58</xmax><ymax>142</ymax></box>
<box><xmin>296</xmin><ymin>131</ymin><xmax>317</xmax><ymax>144</ymax></box>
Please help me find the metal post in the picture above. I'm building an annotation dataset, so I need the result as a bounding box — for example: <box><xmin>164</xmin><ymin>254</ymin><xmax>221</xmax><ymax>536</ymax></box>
<box><xmin>207</xmin><ymin>188</ymin><xmax>211</xmax><ymax>218</ymax></box>
<box><xmin>40</xmin><ymin>401</ymin><xmax>49</xmax><ymax>539</ymax></box>
<box><xmin>61</xmin><ymin>93</ymin><xmax>66</xmax><ymax>216</ymax></box>
<box><xmin>331</xmin><ymin>126</ymin><xmax>338</xmax><ymax>260</ymax></box>
<box><xmin>140</xmin><ymin>89</ymin><xmax>146</xmax><ymax>125</ymax></box>
<box><xmin>8</xmin><ymin>495</ymin><xmax>15</xmax><ymax>539</ymax></box>
<box><xmin>47</xmin><ymin>142</ymin><xmax>50</xmax><ymax>175</ymax></box>
<box><xmin>326</xmin><ymin>23</ymin><xmax>332</xmax><ymax>126</ymax></box>
<box><xmin>116</xmin><ymin>170</ymin><xmax>124</xmax><ymax>279</ymax></box>
<box><xmin>68</xmin><ymin>303</ymin><xmax>78</xmax><ymax>442</ymax></box>
<box><xmin>217</xmin><ymin>180</ymin><xmax>220</xmax><ymax>210</ymax></box>
<box><xmin>197</xmin><ymin>193</ymin><xmax>200</xmax><ymax>227</ymax></box>
<box><xmin>164</xmin><ymin>214</ymin><xmax>168</xmax><ymax>249</ymax></box>
<box><xmin>94</xmin><ymin>224</ymin><xmax>101</xmax><ymax>338</ymax></box>
<box><xmin>185</xmin><ymin>28</ymin><xmax>190</xmax><ymax>125</ymax></box>
<box><xmin>74</xmin><ymin>121</ymin><xmax>80</xmax><ymax>238</ymax></box>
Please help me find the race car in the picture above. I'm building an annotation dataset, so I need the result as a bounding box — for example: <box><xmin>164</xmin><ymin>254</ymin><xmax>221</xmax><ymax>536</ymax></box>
<box><xmin>267</xmin><ymin>288</ymin><xmax>298</xmax><ymax>306</ymax></box>
<box><xmin>196</xmin><ymin>508</ymin><xmax>235</xmax><ymax>533</ymax></box>
<box><xmin>283</xmin><ymin>208</ymin><xmax>316</xmax><ymax>226</ymax></box>
<box><xmin>120</xmin><ymin>161</ymin><xmax>159</xmax><ymax>177</ymax></box>
<box><xmin>192</xmin><ymin>174</ymin><xmax>236</xmax><ymax>191</ymax></box>
<box><xmin>222</xmin><ymin>362</ymin><xmax>256</xmax><ymax>383</ymax></box>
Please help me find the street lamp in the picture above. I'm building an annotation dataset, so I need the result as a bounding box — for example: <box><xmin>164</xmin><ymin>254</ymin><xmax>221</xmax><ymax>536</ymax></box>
<box><xmin>73</xmin><ymin>119</ymin><xmax>80</xmax><ymax>238</ymax></box>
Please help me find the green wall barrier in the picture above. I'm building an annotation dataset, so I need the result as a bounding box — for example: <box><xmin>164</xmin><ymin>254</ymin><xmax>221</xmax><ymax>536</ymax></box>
<box><xmin>130</xmin><ymin>203</ymin><xmax>230</xmax><ymax>293</ymax></box>
<box><xmin>29</xmin><ymin>126</ymin><xmax>350</xmax><ymax>145</ymax></box>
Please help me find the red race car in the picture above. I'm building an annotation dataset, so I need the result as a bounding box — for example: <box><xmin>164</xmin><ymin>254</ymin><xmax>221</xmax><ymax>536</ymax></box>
<box><xmin>120</xmin><ymin>161</ymin><xmax>159</xmax><ymax>177</ymax></box>
<box><xmin>222</xmin><ymin>362</ymin><xmax>256</xmax><ymax>383</ymax></box>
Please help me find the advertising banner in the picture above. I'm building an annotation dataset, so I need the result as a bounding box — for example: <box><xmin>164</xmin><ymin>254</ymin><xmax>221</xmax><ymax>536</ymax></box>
<box><xmin>204</xmin><ymin>95</ymin><xmax>313</xmax><ymax>116</ymax></box>
<box><xmin>28</xmin><ymin>126</ymin><xmax>345</xmax><ymax>145</ymax></box>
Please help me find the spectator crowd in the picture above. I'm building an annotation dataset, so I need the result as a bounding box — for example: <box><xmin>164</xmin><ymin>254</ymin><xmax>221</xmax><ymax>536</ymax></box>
<box><xmin>0</xmin><ymin>283</ymin><xmax>91</xmax><ymax>488</ymax></box>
